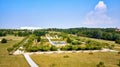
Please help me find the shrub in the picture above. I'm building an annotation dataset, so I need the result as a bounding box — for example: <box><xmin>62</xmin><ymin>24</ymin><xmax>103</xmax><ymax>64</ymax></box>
<box><xmin>89</xmin><ymin>52</ymin><xmax>93</xmax><ymax>55</ymax></box>
<box><xmin>7</xmin><ymin>47</ymin><xmax>14</xmax><ymax>55</ymax></box>
<box><xmin>29</xmin><ymin>46</ymin><xmax>39</xmax><ymax>52</ymax></box>
<box><xmin>67</xmin><ymin>37</ymin><xmax>72</xmax><ymax>43</ymax></box>
<box><xmin>40</xmin><ymin>45</ymin><xmax>50</xmax><ymax>51</ymax></box>
<box><xmin>1</xmin><ymin>38</ymin><xmax>7</xmax><ymax>43</ymax></box>
<box><xmin>60</xmin><ymin>45</ymin><xmax>72</xmax><ymax>51</ymax></box>
<box><xmin>7</xmin><ymin>47</ymin><xmax>14</xmax><ymax>52</ymax></box>
<box><xmin>118</xmin><ymin>52</ymin><xmax>120</xmax><ymax>54</ymax></box>
<box><xmin>115</xmin><ymin>39</ymin><xmax>120</xmax><ymax>44</ymax></box>
<box><xmin>50</xmin><ymin>45</ymin><xmax>58</xmax><ymax>51</ymax></box>
<box><xmin>97</xmin><ymin>61</ymin><xmax>105</xmax><ymax>67</ymax></box>
<box><xmin>63</xmin><ymin>55</ymin><xmax>69</xmax><ymax>58</ymax></box>
<box><xmin>72</xmin><ymin>46</ymin><xmax>78</xmax><ymax>50</ymax></box>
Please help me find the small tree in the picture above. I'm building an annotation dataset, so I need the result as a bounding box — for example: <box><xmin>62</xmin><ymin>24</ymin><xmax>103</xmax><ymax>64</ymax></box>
<box><xmin>50</xmin><ymin>45</ymin><xmax>57</xmax><ymax>51</ymax></box>
<box><xmin>115</xmin><ymin>39</ymin><xmax>120</xmax><ymax>44</ymax></box>
<box><xmin>29</xmin><ymin>46</ymin><xmax>39</xmax><ymax>52</ymax></box>
<box><xmin>7</xmin><ymin>47</ymin><xmax>14</xmax><ymax>55</ymax></box>
<box><xmin>97</xmin><ymin>61</ymin><xmax>105</xmax><ymax>67</ymax></box>
<box><xmin>1</xmin><ymin>38</ymin><xmax>7</xmax><ymax>43</ymax></box>
<box><xmin>36</xmin><ymin>36</ymin><xmax>41</xmax><ymax>42</ymax></box>
<box><xmin>118</xmin><ymin>52</ymin><xmax>120</xmax><ymax>54</ymax></box>
<box><xmin>67</xmin><ymin>37</ymin><xmax>72</xmax><ymax>43</ymax></box>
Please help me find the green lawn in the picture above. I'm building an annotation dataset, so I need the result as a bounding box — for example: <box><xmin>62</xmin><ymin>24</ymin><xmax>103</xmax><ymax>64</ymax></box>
<box><xmin>31</xmin><ymin>52</ymin><xmax>120</xmax><ymax>67</ymax></box>
<box><xmin>0</xmin><ymin>36</ymin><xmax>29</xmax><ymax>67</ymax></box>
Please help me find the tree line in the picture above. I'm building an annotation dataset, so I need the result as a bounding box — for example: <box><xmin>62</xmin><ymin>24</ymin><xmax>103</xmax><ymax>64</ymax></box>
<box><xmin>47</xmin><ymin>28</ymin><xmax>120</xmax><ymax>44</ymax></box>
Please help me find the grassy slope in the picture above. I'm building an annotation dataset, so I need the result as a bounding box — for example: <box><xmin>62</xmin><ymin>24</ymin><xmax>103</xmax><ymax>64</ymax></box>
<box><xmin>31</xmin><ymin>52</ymin><xmax>120</xmax><ymax>67</ymax></box>
<box><xmin>79</xmin><ymin>36</ymin><xmax>120</xmax><ymax>51</ymax></box>
<box><xmin>0</xmin><ymin>36</ymin><xmax>29</xmax><ymax>67</ymax></box>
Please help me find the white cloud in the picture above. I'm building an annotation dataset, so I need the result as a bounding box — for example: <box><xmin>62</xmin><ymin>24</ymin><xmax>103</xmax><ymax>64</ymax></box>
<box><xmin>95</xmin><ymin>1</ymin><xmax>107</xmax><ymax>11</ymax></box>
<box><xmin>84</xmin><ymin>1</ymin><xmax>114</xmax><ymax>27</ymax></box>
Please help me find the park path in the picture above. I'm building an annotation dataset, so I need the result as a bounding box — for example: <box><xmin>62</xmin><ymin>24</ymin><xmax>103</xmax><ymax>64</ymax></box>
<box><xmin>23</xmin><ymin>54</ymin><xmax>38</xmax><ymax>67</ymax></box>
<box><xmin>46</xmin><ymin>35</ymin><xmax>55</xmax><ymax>45</ymax></box>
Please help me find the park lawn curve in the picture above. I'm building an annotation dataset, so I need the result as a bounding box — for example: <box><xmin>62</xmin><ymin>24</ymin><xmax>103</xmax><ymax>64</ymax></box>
<box><xmin>0</xmin><ymin>36</ymin><xmax>29</xmax><ymax>67</ymax></box>
<box><xmin>31</xmin><ymin>52</ymin><xmax>120</xmax><ymax>67</ymax></box>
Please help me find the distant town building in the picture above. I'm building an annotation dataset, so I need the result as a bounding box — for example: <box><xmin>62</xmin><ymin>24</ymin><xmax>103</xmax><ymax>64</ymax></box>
<box><xmin>115</xmin><ymin>28</ymin><xmax>120</xmax><ymax>32</ymax></box>
<box><xmin>20</xmin><ymin>27</ymin><xmax>42</xmax><ymax>30</ymax></box>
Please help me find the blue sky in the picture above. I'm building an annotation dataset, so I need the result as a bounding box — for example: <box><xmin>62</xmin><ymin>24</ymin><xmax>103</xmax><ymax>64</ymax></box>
<box><xmin>0</xmin><ymin>0</ymin><xmax>120</xmax><ymax>29</ymax></box>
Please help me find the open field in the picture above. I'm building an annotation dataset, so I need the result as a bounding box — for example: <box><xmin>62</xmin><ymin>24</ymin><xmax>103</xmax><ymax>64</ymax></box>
<box><xmin>31</xmin><ymin>52</ymin><xmax>120</xmax><ymax>67</ymax></box>
<box><xmin>0</xmin><ymin>36</ymin><xmax>29</xmax><ymax>67</ymax></box>
<box><xmin>79</xmin><ymin>36</ymin><xmax>116</xmax><ymax>45</ymax></box>
<box><xmin>79</xmin><ymin>36</ymin><xmax>120</xmax><ymax>51</ymax></box>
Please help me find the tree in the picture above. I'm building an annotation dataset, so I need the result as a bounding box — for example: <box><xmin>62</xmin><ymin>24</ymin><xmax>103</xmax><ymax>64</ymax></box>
<box><xmin>115</xmin><ymin>39</ymin><xmax>120</xmax><ymax>44</ymax></box>
<box><xmin>67</xmin><ymin>37</ymin><xmax>72</xmax><ymax>43</ymax></box>
<box><xmin>92</xmin><ymin>30</ymin><xmax>102</xmax><ymax>39</ymax></box>
<box><xmin>40</xmin><ymin>45</ymin><xmax>50</xmax><ymax>51</ymax></box>
<box><xmin>7</xmin><ymin>47</ymin><xmax>14</xmax><ymax>55</ymax></box>
<box><xmin>36</xmin><ymin>36</ymin><xmax>41</xmax><ymax>42</ymax></box>
<box><xmin>7</xmin><ymin>47</ymin><xmax>14</xmax><ymax>52</ymax></box>
<box><xmin>104</xmin><ymin>33</ymin><xmax>113</xmax><ymax>40</ymax></box>
<box><xmin>1</xmin><ymin>38</ymin><xmax>7</xmax><ymax>43</ymax></box>
<box><xmin>50</xmin><ymin>45</ymin><xmax>58</xmax><ymax>51</ymax></box>
<box><xmin>29</xmin><ymin>46</ymin><xmax>39</xmax><ymax>52</ymax></box>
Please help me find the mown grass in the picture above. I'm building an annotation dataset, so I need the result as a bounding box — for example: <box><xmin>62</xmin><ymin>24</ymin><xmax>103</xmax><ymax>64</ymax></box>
<box><xmin>0</xmin><ymin>36</ymin><xmax>29</xmax><ymax>67</ymax></box>
<box><xmin>31</xmin><ymin>52</ymin><xmax>120</xmax><ymax>67</ymax></box>
<box><xmin>79</xmin><ymin>36</ymin><xmax>117</xmax><ymax>45</ymax></box>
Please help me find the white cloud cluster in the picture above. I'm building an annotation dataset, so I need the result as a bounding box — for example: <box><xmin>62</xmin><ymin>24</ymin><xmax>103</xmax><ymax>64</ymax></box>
<box><xmin>84</xmin><ymin>1</ymin><xmax>113</xmax><ymax>27</ymax></box>
<box><xmin>95</xmin><ymin>1</ymin><xmax>107</xmax><ymax>11</ymax></box>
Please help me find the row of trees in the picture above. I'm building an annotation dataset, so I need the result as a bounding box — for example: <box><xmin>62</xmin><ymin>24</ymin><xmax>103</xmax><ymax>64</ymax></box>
<box><xmin>28</xmin><ymin>45</ymin><xmax>57</xmax><ymax>52</ymax></box>
<box><xmin>0</xmin><ymin>29</ymin><xmax>47</xmax><ymax>37</ymax></box>
<box><xmin>7</xmin><ymin>36</ymin><xmax>28</xmax><ymax>54</ymax></box>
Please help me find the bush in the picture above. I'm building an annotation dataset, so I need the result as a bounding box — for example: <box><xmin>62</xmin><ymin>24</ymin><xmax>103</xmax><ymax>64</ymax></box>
<box><xmin>71</xmin><ymin>40</ymin><xmax>81</xmax><ymax>45</ymax></box>
<box><xmin>40</xmin><ymin>45</ymin><xmax>50</xmax><ymax>51</ymax></box>
<box><xmin>67</xmin><ymin>37</ymin><xmax>72</xmax><ymax>43</ymax></box>
<box><xmin>1</xmin><ymin>38</ymin><xmax>7</xmax><ymax>43</ymax></box>
<box><xmin>72</xmin><ymin>46</ymin><xmax>78</xmax><ymax>50</ymax></box>
<box><xmin>7</xmin><ymin>47</ymin><xmax>14</xmax><ymax>55</ymax></box>
<box><xmin>50</xmin><ymin>45</ymin><xmax>58</xmax><ymax>51</ymax></box>
<box><xmin>61</xmin><ymin>45</ymin><xmax>73</xmax><ymax>51</ymax></box>
<box><xmin>118</xmin><ymin>52</ymin><xmax>120</xmax><ymax>54</ymax></box>
<box><xmin>97</xmin><ymin>61</ymin><xmax>105</xmax><ymax>67</ymax></box>
<box><xmin>115</xmin><ymin>39</ymin><xmax>120</xmax><ymax>44</ymax></box>
<box><xmin>7</xmin><ymin>47</ymin><xmax>14</xmax><ymax>52</ymax></box>
<box><xmin>29</xmin><ymin>46</ymin><xmax>39</xmax><ymax>52</ymax></box>
<box><xmin>89</xmin><ymin>52</ymin><xmax>93</xmax><ymax>55</ymax></box>
<box><xmin>63</xmin><ymin>55</ymin><xmax>69</xmax><ymax>58</ymax></box>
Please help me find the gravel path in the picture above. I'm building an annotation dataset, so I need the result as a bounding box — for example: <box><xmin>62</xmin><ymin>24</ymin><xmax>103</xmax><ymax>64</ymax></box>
<box><xmin>23</xmin><ymin>54</ymin><xmax>38</xmax><ymax>67</ymax></box>
<box><xmin>46</xmin><ymin>35</ymin><xmax>55</xmax><ymax>45</ymax></box>
<box><xmin>25</xmin><ymin>49</ymin><xmax>119</xmax><ymax>55</ymax></box>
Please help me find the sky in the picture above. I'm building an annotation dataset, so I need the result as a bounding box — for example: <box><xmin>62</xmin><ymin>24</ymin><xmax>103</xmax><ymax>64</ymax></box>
<box><xmin>0</xmin><ymin>0</ymin><xmax>120</xmax><ymax>29</ymax></box>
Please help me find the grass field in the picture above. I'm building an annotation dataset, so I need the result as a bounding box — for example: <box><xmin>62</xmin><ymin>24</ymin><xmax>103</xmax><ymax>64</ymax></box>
<box><xmin>31</xmin><ymin>52</ymin><xmax>120</xmax><ymax>67</ymax></box>
<box><xmin>0</xmin><ymin>36</ymin><xmax>29</xmax><ymax>67</ymax></box>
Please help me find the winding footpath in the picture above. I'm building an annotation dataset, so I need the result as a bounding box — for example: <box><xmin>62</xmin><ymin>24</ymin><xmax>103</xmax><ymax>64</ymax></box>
<box><xmin>46</xmin><ymin>35</ymin><xmax>55</xmax><ymax>45</ymax></box>
<box><xmin>23</xmin><ymin>54</ymin><xmax>38</xmax><ymax>67</ymax></box>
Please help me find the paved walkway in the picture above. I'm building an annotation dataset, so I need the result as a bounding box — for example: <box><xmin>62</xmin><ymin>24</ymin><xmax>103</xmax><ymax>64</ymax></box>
<box><xmin>25</xmin><ymin>49</ymin><xmax>119</xmax><ymax>55</ymax></box>
<box><xmin>23</xmin><ymin>54</ymin><xmax>38</xmax><ymax>67</ymax></box>
<box><xmin>46</xmin><ymin>35</ymin><xmax>55</xmax><ymax>45</ymax></box>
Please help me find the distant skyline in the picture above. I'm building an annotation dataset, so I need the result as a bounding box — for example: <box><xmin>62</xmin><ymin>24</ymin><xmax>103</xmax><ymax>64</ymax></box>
<box><xmin>0</xmin><ymin>0</ymin><xmax>120</xmax><ymax>29</ymax></box>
